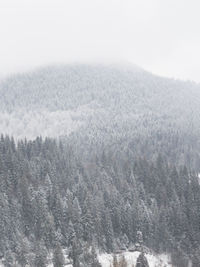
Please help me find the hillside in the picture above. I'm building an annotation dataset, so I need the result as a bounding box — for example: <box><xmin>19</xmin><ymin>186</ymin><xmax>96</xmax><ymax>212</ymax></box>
<box><xmin>0</xmin><ymin>134</ymin><xmax>199</xmax><ymax>266</ymax></box>
<box><xmin>0</xmin><ymin>64</ymin><xmax>200</xmax><ymax>266</ymax></box>
<box><xmin>0</xmin><ymin>64</ymin><xmax>200</xmax><ymax>170</ymax></box>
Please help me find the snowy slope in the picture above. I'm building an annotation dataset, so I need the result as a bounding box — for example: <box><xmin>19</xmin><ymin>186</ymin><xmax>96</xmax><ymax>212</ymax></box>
<box><xmin>98</xmin><ymin>251</ymin><xmax>172</xmax><ymax>267</ymax></box>
<box><xmin>0</xmin><ymin>64</ymin><xmax>200</xmax><ymax>141</ymax></box>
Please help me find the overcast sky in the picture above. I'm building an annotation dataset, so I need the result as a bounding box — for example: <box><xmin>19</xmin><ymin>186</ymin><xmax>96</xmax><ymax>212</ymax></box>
<box><xmin>0</xmin><ymin>0</ymin><xmax>200</xmax><ymax>82</ymax></box>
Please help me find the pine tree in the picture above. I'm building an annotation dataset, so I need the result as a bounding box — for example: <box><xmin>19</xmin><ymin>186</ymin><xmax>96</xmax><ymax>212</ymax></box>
<box><xmin>34</xmin><ymin>241</ymin><xmax>48</xmax><ymax>267</ymax></box>
<box><xmin>90</xmin><ymin>246</ymin><xmax>101</xmax><ymax>267</ymax></box>
<box><xmin>81</xmin><ymin>197</ymin><xmax>94</xmax><ymax>242</ymax></box>
<box><xmin>103</xmin><ymin>209</ymin><xmax>114</xmax><ymax>252</ymax></box>
<box><xmin>3</xmin><ymin>250</ymin><xmax>15</xmax><ymax>267</ymax></box>
<box><xmin>67</xmin><ymin>220</ymin><xmax>76</xmax><ymax>247</ymax></box>
<box><xmin>53</xmin><ymin>243</ymin><xmax>65</xmax><ymax>267</ymax></box>
<box><xmin>136</xmin><ymin>252</ymin><xmax>149</xmax><ymax>267</ymax></box>
<box><xmin>69</xmin><ymin>238</ymin><xmax>82</xmax><ymax>267</ymax></box>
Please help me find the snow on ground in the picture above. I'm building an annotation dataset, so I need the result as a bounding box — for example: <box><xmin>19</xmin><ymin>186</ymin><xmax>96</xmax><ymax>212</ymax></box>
<box><xmin>47</xmin><ymin>249</ymin><xmax>72</xmax><ymax>267</ymax></box>
<box><xmin>0</xmin><ymin>250</ymin><xmax>171</xmax><ymax>267</ymax></box>
<box><xmin>98</xmin><ymin>251</ymin><xmax>172</xmax><ymax>267</ymax></box>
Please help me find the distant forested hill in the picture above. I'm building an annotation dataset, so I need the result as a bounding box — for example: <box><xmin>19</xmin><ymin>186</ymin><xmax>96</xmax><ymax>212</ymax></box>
<box><xmin>0</xmin><ymin>64</ymin><xmax>200</xmax><ymax>170</ymax></box>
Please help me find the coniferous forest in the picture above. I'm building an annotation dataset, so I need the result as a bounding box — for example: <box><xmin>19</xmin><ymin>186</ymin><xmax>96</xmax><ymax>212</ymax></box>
<box><xmin>0</xmin><ymin>65</ymin><xmax>200</xmax><ymax>266</ymax></box>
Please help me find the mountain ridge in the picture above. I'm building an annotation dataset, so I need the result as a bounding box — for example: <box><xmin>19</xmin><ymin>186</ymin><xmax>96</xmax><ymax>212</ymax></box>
<box><xmin>0</xmin><ymin>63</ymin><xmax>200</xmax><ymax>169</ymax></box>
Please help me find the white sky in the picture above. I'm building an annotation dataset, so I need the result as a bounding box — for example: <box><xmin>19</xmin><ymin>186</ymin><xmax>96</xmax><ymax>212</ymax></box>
<box><xmin>0</xmin><ymin>0</ymin><xmax>200</xmax><ymax>82</ymax></box>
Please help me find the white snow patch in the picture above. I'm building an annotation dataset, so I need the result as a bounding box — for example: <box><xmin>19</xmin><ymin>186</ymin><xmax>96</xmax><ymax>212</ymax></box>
<box><xmin>0</xmin><ymin>250</ymin><xmax>172</xmax><ymax>267</ymax></box>
<box><xmin>98</xmin><ymin>251</ymin><xmax>172</xmax><ymax>267</ymax></box>
<box><xmin>198</xmin><ymin>173</ymin><xmax>200</xmax><ymax>185</ymax></box>
<box><xmin>0</xmin><ymin>104</ymin><xmax>95</xmax><ymax>140</ymax></box>
<box><xmin>47</xmin><ymin>249</ymin><xmax>72</xmax><ymax>267</ymax></box>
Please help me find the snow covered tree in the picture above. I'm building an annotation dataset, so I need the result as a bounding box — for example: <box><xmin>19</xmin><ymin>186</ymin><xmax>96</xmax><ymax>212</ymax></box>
<box><xmin>53</xmin><ymin>243</ymin><xmax>65</xmax><ymax>267</ymax></box>
<box><xmin>34</xmin><ymin>241</ymin><xmax>48</xmax><ymax>267</ymax></box>
<box><xmin>136</xmin><ymin>252</ymin><xmax>149</xmax><ymax>267</ymax></box>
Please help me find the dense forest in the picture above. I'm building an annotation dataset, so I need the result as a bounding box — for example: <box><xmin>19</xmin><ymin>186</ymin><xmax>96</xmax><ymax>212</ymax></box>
<box><xmin>0</xmin><ymin>64</ymin><xmax>200</xmax><ymax>266</ymax></box>
<box><xmin>0</xmin><ymin>65</ymin><xmax>200</xmax><ymax>172</ymax></box>
<box><xmin>0</xmin><ymin>135</ymin><xmax>200</xmax><ymax>266</ymax></box>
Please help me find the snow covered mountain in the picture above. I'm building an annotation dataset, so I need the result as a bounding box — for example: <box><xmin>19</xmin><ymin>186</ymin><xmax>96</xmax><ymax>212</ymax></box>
<box><xmin>0</xmin><ymin>64</ymin><xmax>200</xmax><ymax>139</ymax></box>
<box><xmin>0</xmin><ymin>63</ymin><xmax>200</xmax><ymax>169</ymax></box>
<box><xmin>0</xmin><ymin>65</ymin><xmax>200</xmax><ymax>266</ymax></box>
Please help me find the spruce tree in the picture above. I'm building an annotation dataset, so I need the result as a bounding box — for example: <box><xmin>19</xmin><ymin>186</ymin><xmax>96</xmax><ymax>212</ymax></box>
<box><xmin>53</xmin><ymin>243</ymin><xmax>65</xmax><ymax>267</ymax></box>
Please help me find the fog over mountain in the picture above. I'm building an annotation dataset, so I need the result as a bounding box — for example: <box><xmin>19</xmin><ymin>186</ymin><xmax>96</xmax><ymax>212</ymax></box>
<box><xmin>0</xmin><ymin>64</ymin><xmax>200</xmax><ymax>169</ymax></box>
